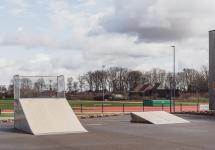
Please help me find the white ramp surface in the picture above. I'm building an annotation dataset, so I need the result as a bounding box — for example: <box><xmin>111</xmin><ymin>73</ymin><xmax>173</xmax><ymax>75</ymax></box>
<box><xmin>130</xmin><ymin>111</ymin><xmax>189</xmax><ymax>124</ymax></box>
<box><xmin>14</xmin><ymin>98</ymin><xmax>87</xmax><ymax>135</ymax></box>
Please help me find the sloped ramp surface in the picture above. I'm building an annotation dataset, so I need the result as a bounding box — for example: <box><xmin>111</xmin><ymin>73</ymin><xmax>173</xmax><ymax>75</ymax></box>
<box><xmin>14</xmin><ymin>98</ymin><xmax>87</xmax><ymax>135</ymax></box>
<box><xmin>130</xmin><ymin>111</ymin><xmax>189</xmax><ymax>124</ymax></box>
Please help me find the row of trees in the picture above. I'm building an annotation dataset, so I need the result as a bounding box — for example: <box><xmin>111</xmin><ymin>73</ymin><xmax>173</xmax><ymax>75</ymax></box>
<box><xmin>0</xmin><ymin>77</ymin><xmax>59</xmax><ymax>99</ymax></box>
<box><xmin>0</xmin><ymin>66</ymin><xmax>209</xmax><ymax>99</ymax></box>
<box><xmin>0</xmin><ymin>84</ymin><xmax>13</xmax><ymax>99</ymax></box>
<box><xmin>67</xmin><ymin>66</ymin><xmax>209</xmax><ymax>94</ymax></box>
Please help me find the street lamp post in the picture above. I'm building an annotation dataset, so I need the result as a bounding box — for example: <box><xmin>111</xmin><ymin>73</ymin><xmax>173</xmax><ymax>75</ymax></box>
<box><xmin>169</xmin><ymin>77</ymin><xmax>172</xmax><ymax>113</ymax></box>
<box><xmin>171</xmin><ymin>46</ymin><xmax>176</xmax><ymax>112</ymax></box>
<box><xmin>102</xmin><ymin>65</ymin><xmax>105</xmax><ymax>101</ymax></box>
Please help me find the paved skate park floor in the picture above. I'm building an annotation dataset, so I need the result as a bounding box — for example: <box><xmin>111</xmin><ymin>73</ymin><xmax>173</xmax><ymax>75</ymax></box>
<box><xmin>1</xmin><ymin>114</ymin><xmax>215</xmax><ymax>150</ymax></box>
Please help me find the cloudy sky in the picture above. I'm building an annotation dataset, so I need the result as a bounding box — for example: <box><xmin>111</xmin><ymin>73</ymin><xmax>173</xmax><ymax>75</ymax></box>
<box><xmin>0</xmin><ymin>0</ymin><xmax>213</xmax><ymax>85</ymax></box>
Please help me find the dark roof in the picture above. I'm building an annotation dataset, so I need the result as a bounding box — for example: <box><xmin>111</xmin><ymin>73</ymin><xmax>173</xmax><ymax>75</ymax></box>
<box><xmin>131</xmin><ymin>83</ymin><xmax>162</xmax><ymax>93</ymax></box>
<box><xmin>151</xmin><ymin>83</ymin><xmax>160</xmax><ymax>90</ymax></box>
<box><xmin>131</xmin><ymin>83</ymin><xmax>153</xmax><ymax>92</ymax></box>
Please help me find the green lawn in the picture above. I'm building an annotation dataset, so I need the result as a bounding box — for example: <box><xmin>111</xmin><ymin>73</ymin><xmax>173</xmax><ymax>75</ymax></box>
<box><xmin>175</xmin><ymin>98</ymin><xmax>209</xmax><ymax>106</ymax></box>
<box><xmin>0</xmin><ymin>100</ymin><xmax>14</xmax><ymax>110</ymax></box>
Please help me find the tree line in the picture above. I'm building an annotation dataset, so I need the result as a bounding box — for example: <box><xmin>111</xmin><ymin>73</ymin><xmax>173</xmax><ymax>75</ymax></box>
<box><xmin>0</xmin><ymin>65</ymin><xmax>208</xmax><ymax>99</ymax></box>
<box><xmin>67</xmin><ymin>66</ymin><xmax>209</xmax><ymax>94</ymax></box>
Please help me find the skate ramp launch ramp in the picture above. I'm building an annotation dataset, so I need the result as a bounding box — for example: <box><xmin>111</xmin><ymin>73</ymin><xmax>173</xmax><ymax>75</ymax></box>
<box><xmin>130</xmin><ymin>111</ymin><xmax>189</xmax><ymax>124</ymax></box>
<box><xmin>15</xmin><ymin>98</ymin><xmax>87</xmax><ymax>135</ymax></box>
<box><xmin>13</xmin><ymin>75</ymin><xmax>87</xmax><ymax>135</ymax></box>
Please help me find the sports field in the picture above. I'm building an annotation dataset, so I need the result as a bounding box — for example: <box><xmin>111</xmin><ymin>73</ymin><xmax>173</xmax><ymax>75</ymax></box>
<box><xmin>0</xmin><ymin>99</ymin><xmax>208</xmax><ymax>115</ymax></box>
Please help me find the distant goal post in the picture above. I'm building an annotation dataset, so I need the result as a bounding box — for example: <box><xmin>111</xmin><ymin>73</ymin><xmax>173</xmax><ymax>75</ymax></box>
<box><xmin>13</xmin><ymin>75</ymin><xmax>65</xmax><ymax>99</ymax></box>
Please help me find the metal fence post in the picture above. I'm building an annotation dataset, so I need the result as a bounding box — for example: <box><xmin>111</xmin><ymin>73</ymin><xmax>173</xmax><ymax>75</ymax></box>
<box><xmin>0</xmin><ymin>109</ymin><xmax>1</xmax><ymax>116</ymax></box>
<box><xmin>180</xmin><ymin>104</ymin><xmax>182</xmax><ymax>112</ymax></box>
<box><xmin>162</xmin><ymin>104</ymin><xmax>164</xmax><ymax>111</ymax></box>
<box><xmin>197</xmin><ymin>104</ymin><xmax>199</xmax><ymax>112</ymax></box>
<box><xmin>102</xmin><ymin>103</ymin><xmax>104</xmax><ymax>113</ymax></box>
<box><xmin>81</xmin><ymin>104</ymin><xmax>83</xmax><ymax>113</ymax></box>
<box><xmin>123</xmin><ymin>103</ymin><xmax>125</xmax><ymax>112</ymax></box>
<box><xmin>142</xmin><ymin>102</ymin><xmax>144</xmax><ymax>112</ymax></box>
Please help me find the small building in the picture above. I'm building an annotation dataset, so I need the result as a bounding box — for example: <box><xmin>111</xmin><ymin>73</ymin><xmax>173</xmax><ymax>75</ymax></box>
<box><xmin>129</xmin><ymin>83</ymin><xmax>179</xmax><ymax>100</ymax></box>
<box><xmin>129</xmin><ymin>84</ymin><xmax>153</xmax><ymax>99</ymax></box>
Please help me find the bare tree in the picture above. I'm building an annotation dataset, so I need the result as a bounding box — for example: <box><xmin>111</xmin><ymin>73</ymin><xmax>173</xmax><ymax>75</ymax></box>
<box><xmin>126</xmin><ymin>70</ymin><xmax>143</xmax><ymax>90</ymax></box>
<box><xmin>20</xmin><ymin>78</ymin><xmax>32</xmax><ymax>90</ymax></box>
<box><xmin>67</xmin><ymin>77</ymin><xmax>73</xmax><ymax>92</ymax></box>
<box><xmin>34</xmin><ymin>78</ymin><xmax>45</xmax><ymax>91</ymax></box>
<box><xmin>73</xmin><ymin>81</ymin><xmax>78</xmax><ymax>92</ymax></box>
<box><xmin>107</xmin><ymin>67</ymin><xmax>128</xmax><ymax>93</ymax></box>
<box><xmin>78</xmin><ymin>75</ymin><xmax>85</xmax><ymax>92</ymax></box>
<box><xmin>82</xmin><ymin>72</ymin><xmax>94</xmax><ymax>91</ymax></box>
<box><xmin>144</xmin><ymin>68</ymin><xmax>166</xmax><ymax>86</ymax></box>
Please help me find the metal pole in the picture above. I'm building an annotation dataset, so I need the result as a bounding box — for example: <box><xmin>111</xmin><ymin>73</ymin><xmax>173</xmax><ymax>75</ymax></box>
<box><xmin>170</xmin><ymin>79</ymin><xmax>172</xmax><ymax>113</ymax></box>
<box><xmin>123</xmin><ymin>103</ymin><xmax>125</xmax><ymax>112</ymax></box>
<box><xmin>171</xmin><ymin>46</ymin><xmax>176</xmax><ymax>112</ymax></box>
<box><xmin>102</xmin><ymin>65</ymin><xmax>105</xmax><ymax>102</ymax></box>
<box><xmin>197</xmin><ymin>104</ymin><xmax>199</xmax><ymax>112</ymax></box>
<box><xmin>102</xmin><ymin>65</ymin><xmax>105</xmax><ymax>113</ymax></box>
<box><xmin>102</xmin><ymin>103</ymin><xmax>104</xmax><ymax>113</ymax></box>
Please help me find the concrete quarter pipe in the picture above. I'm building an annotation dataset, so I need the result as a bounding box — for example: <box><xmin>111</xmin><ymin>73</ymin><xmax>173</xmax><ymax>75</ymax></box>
<box><xmin>13</xmin><ymin>75</ymin><xmax>87</xmax><ymax>135</ymax></box>
<box><xmin>14</xmin><ymin>98</ymin><xmax>87</xmax><ymax>135</ymax></box>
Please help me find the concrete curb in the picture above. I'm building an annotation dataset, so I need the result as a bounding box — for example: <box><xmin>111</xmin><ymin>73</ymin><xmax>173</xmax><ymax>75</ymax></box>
<box><xmin>77</xmin><ymin>112</ymin><xmax>127</xmax><ymax>119</ymax></box>
<box><xmin>0</xmin><ymin>113</ymin><xmax>127</xmax><ymax>123</ymax></box>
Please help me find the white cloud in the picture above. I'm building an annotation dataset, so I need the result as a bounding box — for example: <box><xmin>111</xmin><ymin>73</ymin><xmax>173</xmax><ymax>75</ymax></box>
<box><xmin>31</xmin><ymin>54</ymin><xmax>50</xmax><ymax>63</ymax></box>
<box><xmin>5</xmin><ymin>0</ymin><xmax>29</xmax><ymax>16</ymax></box>
<box><xmin>0</xmin><ymin>0</ymin><xmax>212</xmax><ymax>84</ymax></box>
<box><xmin>79</xmin><ymin>0</ymin><xmax>97</xmax><ymax>6</ymax></box>
<box><xmin>0</xmin><ymin>58</ymin><xmax>15</xmax><ymax>69</ymax></box>
<box><xmin>16</xmin><ymin>26</ymin><xmax>24</xmax><ymax>32</ymax></box>
<box><xmin>101</xmin><ymin>0</ymin><xmax>215</xmax><ymax>42</ymax></box>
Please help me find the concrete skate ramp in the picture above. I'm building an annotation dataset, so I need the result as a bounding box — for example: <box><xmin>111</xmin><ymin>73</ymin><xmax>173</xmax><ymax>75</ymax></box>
<box><xmin>14</xmin><ymin>98</ymin><xmax>87</xmax><ymax>135</ymax></box>
<box><xmin>130</xmin><ymin>111</ymin><xmax>189</xmax><ymax>124</ymax></box>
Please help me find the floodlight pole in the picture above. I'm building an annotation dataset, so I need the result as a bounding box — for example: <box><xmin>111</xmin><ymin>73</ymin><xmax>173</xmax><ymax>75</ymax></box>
<box><xmin>171</xmin><ymin>46</ymin><xmax>176</xmax><ymax>112</ymax></box>
<box><xmin>102</xmin><ymin>65</ymin><xmax>105</xmax><ymax>101</ymax></box>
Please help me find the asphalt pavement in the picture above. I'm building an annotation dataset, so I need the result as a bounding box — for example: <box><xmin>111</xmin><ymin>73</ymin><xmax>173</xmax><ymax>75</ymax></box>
<box><xmin>0</xmin><ymin>114</ymin><xmax>215</xmax><ymax>150</ymax></box>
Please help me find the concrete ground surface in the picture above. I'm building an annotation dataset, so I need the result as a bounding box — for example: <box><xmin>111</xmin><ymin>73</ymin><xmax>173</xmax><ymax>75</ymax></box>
<box><xmin>0</xmin><ymin>114</ymin><xmax>215</xmax><ymax>150</ymax></box>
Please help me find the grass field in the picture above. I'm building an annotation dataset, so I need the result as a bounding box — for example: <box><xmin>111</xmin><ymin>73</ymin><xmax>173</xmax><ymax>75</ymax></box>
<box><xmin>175</xmin><ymin>98</ymin><xmax>208</xmax><ymax>106</ymax></box>
<box><xmin>0</xmin><ymin>100</ymin><xmax>14</xmax><ymax>110</ymax></box>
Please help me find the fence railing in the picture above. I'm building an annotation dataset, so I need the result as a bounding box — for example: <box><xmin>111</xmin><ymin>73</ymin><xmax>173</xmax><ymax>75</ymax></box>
<box><xmin>73</xmin><ymin>103</ymin><xmax>203</xmax><ymax>113</ymax></box>
<box><xmin>0</xmin><ymin>101</ymin><xmax>207</xmax><ymax>114</ymax></box>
